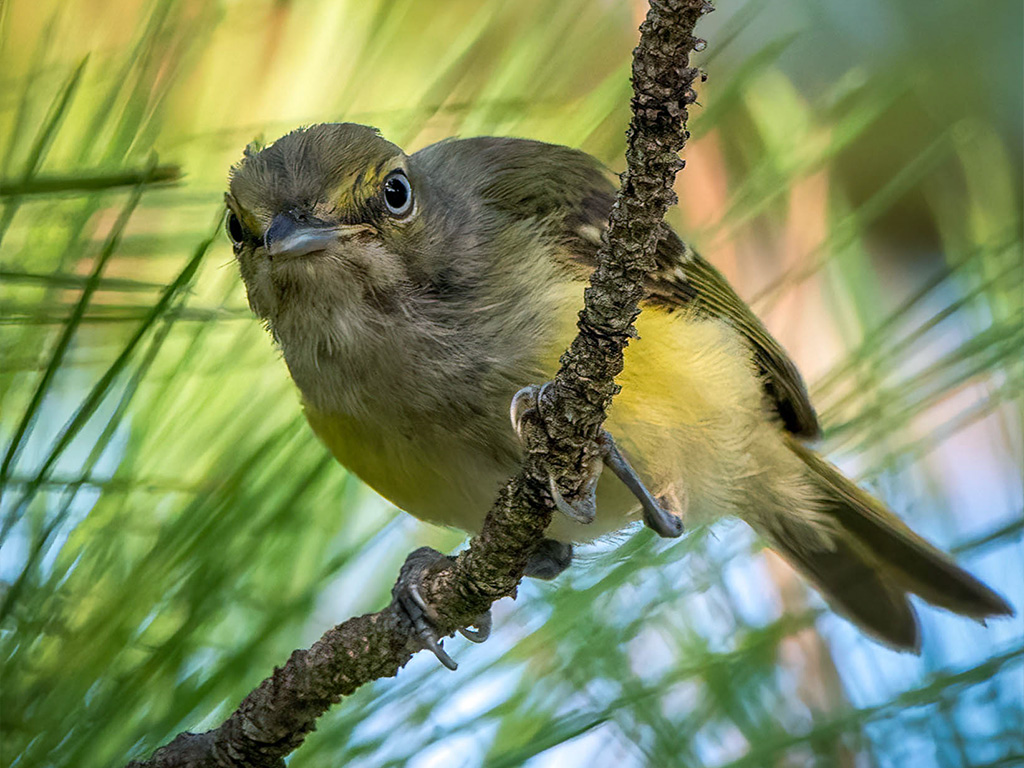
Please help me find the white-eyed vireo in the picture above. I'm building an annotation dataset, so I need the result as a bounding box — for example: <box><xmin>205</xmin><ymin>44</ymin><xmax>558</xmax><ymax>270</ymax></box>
<box><xmin>225</xmin><ymin>123</ymin><xmax>1011</xmax><ymax>654</ymax></box>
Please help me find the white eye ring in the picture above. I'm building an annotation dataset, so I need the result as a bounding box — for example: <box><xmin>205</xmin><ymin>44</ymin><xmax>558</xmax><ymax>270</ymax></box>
<box><xmin>383</xmin><ymin>171</ymin><xmax>414</xmax><ymax>217</ymax></box>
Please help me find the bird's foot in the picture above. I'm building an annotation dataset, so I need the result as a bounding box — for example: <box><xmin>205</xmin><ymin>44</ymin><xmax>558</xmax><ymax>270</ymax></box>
<box><xmin>598</xmin><ymin>432</ymin><xmax>684</xmax><ymax>538</ymax></box>
<box><xmin>510</xmin><ymin>383</ymin><xmax>683</xmax><ymax>539</ymax></box>
<box><xmin>392</xmin><ymin>547</ymin><xmax>492</xmax><ymax>671</ymax></box>
<box><xmin>524</xmin><ymin>538</ymin><xmax>574</xmax><ymax>580</ymax></box>
<box><xmin>511</xmin><ymin>383</ymin><xmax>599</xmax><ymax>524</ymax></box>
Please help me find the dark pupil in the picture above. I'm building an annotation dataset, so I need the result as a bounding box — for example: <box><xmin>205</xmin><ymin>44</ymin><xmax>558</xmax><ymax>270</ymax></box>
<box><xmin>385</xmin><ymin>177</ymin><xmax>408</xmax><ymax>210</ymax></box>
<box><xmin>227</xmin><ymin>212</ymin><xmax>245</xmax><ymax>243</ymax></box>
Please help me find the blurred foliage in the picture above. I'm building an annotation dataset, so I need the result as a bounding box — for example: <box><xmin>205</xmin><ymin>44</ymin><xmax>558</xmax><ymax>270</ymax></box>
<box><xmin>1</xmin><ymin>1</ymin><xmax>1021</xmax><ymax>767</ymax></box>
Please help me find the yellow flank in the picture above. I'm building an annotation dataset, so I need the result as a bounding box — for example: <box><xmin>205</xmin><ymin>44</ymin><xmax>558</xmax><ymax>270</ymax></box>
<box><xmin>555</xmin><ymin>306</ymin><xmax>768</xmax><ymax>539</ymax></box>
<box><xmin>542</xmin><ymin>300</ymin><xmax>821</xmax><ymax>543</ymax></box>
<box><xmin>306</xmin><ymin>292</ymin><xmax>819</xmax><ymax>545</ymax></box>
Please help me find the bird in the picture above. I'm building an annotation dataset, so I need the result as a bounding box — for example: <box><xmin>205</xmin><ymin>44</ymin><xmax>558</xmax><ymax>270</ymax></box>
<box><xmin>225</xmin><ymin>122</ymin><xmax>1012</xmax><ymax>656</ymax></box>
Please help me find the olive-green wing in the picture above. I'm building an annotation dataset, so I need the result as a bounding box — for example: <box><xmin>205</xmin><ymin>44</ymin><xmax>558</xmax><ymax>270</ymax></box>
<box><xmin>554</xmin><ymin>166</ymin><xmax>819</xmax><ymax>438</ymax></box>
<box><xmin>466</xmin><ymin>136</ymin><xmax>819</xmax><ymax>438</ymax></box>
<box><xmin>646</xmin><ymin>229</ymin><xmax>820</xmax><ymax>438</ymax></box>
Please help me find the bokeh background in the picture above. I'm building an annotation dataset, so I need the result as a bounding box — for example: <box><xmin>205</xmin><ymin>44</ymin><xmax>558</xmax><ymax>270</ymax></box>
<box><xmin>1</xmin><ymin>0</ymin><xmax>1022</xmax><ymax>766</ymax></box>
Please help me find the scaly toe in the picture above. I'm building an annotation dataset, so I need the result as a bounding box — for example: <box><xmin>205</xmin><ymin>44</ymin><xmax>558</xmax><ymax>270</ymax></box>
<box><xmin>392</xmin><ymin>546</ymin><xmax>491</xmax><ymax>670</ymax></box>
<box><xmin>598</xmin><ymin>431</ymin><xmax>683</xmax><ymax>539</ymax></box>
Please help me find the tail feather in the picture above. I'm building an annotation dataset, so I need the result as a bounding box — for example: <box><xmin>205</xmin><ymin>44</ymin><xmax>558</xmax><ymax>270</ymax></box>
<box><xmin>770</xmin><ymin>528</ymin><xmax>922</xmax><ymax>651</ymax></box>
<box><xmin>764</xmin><ymin>437</ymin><xmax>1013</xmax><ymax>652</ymax></box>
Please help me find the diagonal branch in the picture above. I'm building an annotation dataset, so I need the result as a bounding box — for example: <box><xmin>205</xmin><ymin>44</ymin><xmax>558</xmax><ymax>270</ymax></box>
<box><xmin>128</xmin><ymin>2</ymin><xmax>710</xmax><ymax>766</ymax></box>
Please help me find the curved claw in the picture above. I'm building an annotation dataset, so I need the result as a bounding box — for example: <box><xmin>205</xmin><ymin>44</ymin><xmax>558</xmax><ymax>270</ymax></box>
<box><xmin>395</xmin><ymin>571</ymin><xmax>458</xmax><ymax>669</ymax></box>
<box><xmin>402</xmin><ymin>555</ymin><xmax>443</xmax><ymax>625</ymax></box>
<box><xmin>419</xmin><ymin>621</ymin><xmax>459</xmax><ymax>670</ymax></box>
<box><xmin>510</xmin><ymin>386</ymin><xmax>537</xmax><ymax>439</ymax></box>
<box><xmin>548</xmin><ymin>472</ymin><xmax>598</xmax><ymax>524</ymax></box>
<box><xmin>397</xmin><ymin>587</ymin><xmax>458</xmax><ymax>670</ymax></box>
<box><xmin>510</xmin><ymin>382</ymin><xmax>553</xmax><ymax>439</ymax></box>
<box><xmin>458</xmin><ymin>611</ymin><xmax>492</xmax><ymax>643</ymax></box>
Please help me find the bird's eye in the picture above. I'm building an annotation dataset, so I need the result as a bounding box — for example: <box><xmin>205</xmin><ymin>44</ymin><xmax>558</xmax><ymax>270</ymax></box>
<box><xmin>383</xmin><ymin>171</ymin><xmax>413</xmax><ymax>217</ymax></box>
<box><xmin>226</xmin><ymin>211</ymin><xmax>246</xmax><ymax>246</ymax></box>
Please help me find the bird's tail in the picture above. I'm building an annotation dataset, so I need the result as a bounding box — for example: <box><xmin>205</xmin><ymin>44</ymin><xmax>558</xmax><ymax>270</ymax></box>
<box><xmin>760</xmin><ymin>436</ymin><xmax>1013</xmax><ymax>651</ymax></box>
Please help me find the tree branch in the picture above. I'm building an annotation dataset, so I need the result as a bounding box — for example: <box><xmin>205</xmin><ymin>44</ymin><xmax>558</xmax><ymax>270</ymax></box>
<box><xmin>128</xmin><ymin>2</ymin><xmax>710</xmax><ymax>765</ymax></box>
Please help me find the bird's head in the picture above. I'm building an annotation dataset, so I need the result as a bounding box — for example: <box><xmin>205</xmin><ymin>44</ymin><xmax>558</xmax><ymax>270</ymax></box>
<box><xmin>226</xmin><ymin>123</ymin><xmax>430</xmax><ymax>329</ymax></box>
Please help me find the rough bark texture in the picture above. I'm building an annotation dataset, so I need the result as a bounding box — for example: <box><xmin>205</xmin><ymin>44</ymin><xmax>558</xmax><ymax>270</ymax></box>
<box><xmin>128</xmin><ymin>2</ymin><xmax>709</xmax><ymax>765</ymax></box>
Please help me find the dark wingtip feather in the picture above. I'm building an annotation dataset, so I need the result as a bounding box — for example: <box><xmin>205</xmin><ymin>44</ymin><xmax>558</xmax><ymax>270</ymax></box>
<box><xmin>774</xmin><ymin>391</ymin><xmax>821</xmax><ymax>440</ymax></box>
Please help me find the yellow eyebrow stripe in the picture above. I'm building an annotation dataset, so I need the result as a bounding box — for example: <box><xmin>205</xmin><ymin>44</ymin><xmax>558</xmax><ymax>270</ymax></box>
<box><xmin>330</xmin><ymin>157</ymin><xmax>407</xmax><ymax>211</ymax></box>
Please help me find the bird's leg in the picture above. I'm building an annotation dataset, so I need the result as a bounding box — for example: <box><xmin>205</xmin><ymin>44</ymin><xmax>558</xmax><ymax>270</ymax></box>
<box><xmin>510</xmin><ymin>383</ymin><xmax>683</xmax><ymax>539</ymax></box>
<box><xmin>524</xmin><ymin>538</ymin><xmax>574</xmax><ymax>580</ymax></box>
<box><xmin>391</xmin><ymin>547</ymin><xmax>492</xmax><ymax>671</ymax></box>
<box><xmin>598</xmin><ymin>431</ymin><xmax>684</xmax><ymax>538</ymax></box>
<box><xmin>511</xmin><ymin>383</ymin><xmax>599</xmax><ymax>524</ymax></box>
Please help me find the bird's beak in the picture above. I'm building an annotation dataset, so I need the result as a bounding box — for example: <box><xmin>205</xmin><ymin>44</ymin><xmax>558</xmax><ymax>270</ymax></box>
<box><xmin>264</xmin><ymin>212</ymin><xmax>369</xmax><ymax>258</ymax></box>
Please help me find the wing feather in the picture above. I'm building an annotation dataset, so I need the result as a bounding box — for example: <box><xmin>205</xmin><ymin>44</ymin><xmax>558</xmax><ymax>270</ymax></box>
<box><xmin>464</xmin><ymin>137</ymin><xmax>820</xmax><ymax>438</ymax></box>
<box><xmin>647</xmin><ymin>230</ymin><xmax>820</xmax><ymax>438</ymax></box>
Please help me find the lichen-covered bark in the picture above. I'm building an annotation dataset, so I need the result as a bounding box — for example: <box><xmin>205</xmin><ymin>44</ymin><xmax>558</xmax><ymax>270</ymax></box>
<box><xmin>128</xmin><ymin>2</ymin><xmax>709</xmax><ymax>765</ymax></box>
